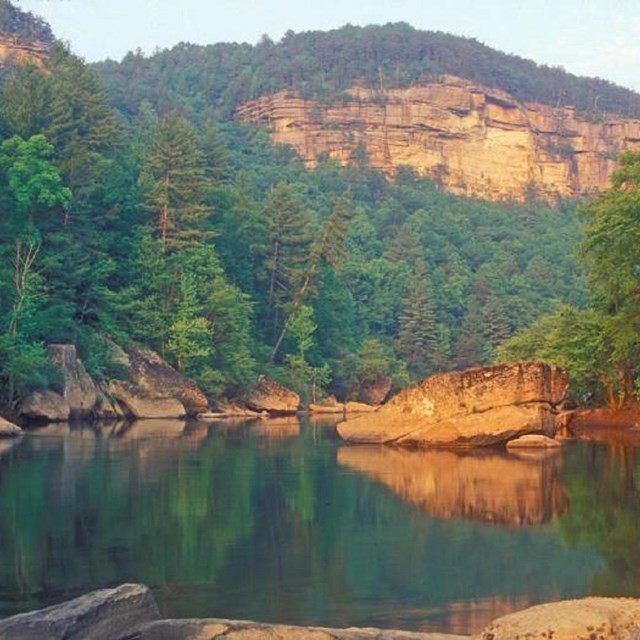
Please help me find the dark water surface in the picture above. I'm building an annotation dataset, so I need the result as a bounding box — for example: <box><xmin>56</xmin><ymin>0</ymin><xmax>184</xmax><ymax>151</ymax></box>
<box><xmin>0</xmin><ymin>417</ymin><xmax>636</xmax><ymax>634</ymax></box>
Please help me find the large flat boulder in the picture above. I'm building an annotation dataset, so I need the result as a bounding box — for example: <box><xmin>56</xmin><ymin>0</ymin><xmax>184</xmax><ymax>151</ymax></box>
<box><xmin>0</xmin><ymin>583</ymin><xmax>159</xmax><ymax>640</ymax></box>
<box><xmin>337</xmin><ymin>362</ymin><xmax>567</xmax><ymax>447</ymax></box>
<box><xmin>128</xmin><ymin>348</ymin><xmax>208</xmax><ymax>414</ymax></box>
<box><xmin>108</xmin><ymin>381</ymin><xmax>186</xmax><ymax>419</ymax></box>
<box><xmin>247</xmin><ymin>375</ymin><xmax>300</xmax><ymax>414</ymax></box>
<box><xmin>138</xmin><ymin>618</ymin><xmax>468</xmax><ymax>640</ymax></box>
<box><xmin>478</xmin><ymin>597</ymin><xmax>640</xmax><ymax>640</ymax></box>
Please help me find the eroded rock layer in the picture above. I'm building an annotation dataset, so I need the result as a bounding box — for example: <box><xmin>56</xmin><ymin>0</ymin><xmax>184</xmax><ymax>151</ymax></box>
<box><xmin>237</xmin><ymin>76</ymin><xmax>640</xmax><ymax>202</ymax></box>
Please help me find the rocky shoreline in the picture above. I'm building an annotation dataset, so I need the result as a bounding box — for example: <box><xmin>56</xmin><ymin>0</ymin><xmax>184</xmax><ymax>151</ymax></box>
<box><xmin>2</xmin><ymin>583</ymin><xmax>640</xmax><ymax>640</ymax></box>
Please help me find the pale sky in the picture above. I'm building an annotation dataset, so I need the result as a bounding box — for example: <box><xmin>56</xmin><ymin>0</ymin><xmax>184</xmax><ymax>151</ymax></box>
<box><xmin>14</xmin><ymin>0</ymin><xmax>640</xmax><ymax>93</ymax></box>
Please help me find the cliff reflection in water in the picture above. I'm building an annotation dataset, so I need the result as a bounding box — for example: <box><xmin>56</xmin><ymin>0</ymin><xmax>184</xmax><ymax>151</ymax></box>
<box><xmin>338</xmin><ymin>446</ymin><xmax>568</xmax><ymax>525</ymax></box>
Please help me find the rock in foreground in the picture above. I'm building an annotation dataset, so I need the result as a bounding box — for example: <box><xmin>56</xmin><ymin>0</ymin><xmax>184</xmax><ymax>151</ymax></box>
<box><xmin>479</xmin><ymin>597</ymin><xmax>640</xmax><ymax>639</ymax></box>
<box><xmin>338</xmin><ymin>362</ymin><xmax>567</xmax><ymax>447</ymax></box>
<box><xmin>0</xmin><ymin>583</ymin><xmax>159</xmax><ymax>639</ymax></box>
<box><xmin>138</xmin><ymin>619</ymin><xmax>467</xmax><ymax>640</ymax></box>
<box><xmin>0</xmin><ymin>416</ymin><xmax>22</xmax><ymax>437</ymax></box>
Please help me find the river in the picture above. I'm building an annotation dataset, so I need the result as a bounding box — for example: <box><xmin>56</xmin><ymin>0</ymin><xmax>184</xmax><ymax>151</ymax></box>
<box><xmin>0</xmin><ymin>416</ymin><xmax>635</xmax><ymax>635</ymax></box>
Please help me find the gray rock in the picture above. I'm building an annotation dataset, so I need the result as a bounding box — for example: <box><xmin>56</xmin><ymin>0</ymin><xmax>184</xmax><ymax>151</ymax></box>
<box><xmin>19</xmin><ymin>389</ymin><xmax>71</xmax><ymax>422</ymax></box>
<box><xmin>0</xmin><ymin>583</ymin><xmax>159</xmax><ymax>639</ymax></box>
<box><xmin>47</xmin><ymin>345</ymin><xmax>98</xmax><ymax>418</ymax></box>
<box><xmin>247</xmin><ymin>375</ymin><xmax>300</xmax><ymax>414</ymax></box>
<box><xmin>108</xmin><ymin>381</ymin><xmax>186</xmax><ymax>419</ymax></box>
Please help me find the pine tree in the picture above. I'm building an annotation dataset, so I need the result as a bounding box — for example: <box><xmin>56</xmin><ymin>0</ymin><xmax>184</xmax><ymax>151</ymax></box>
<box><xmin>141</xmin><ymin>111</ymin><xmax>211</xmax><ymax>249</ymax></box>
<box><xmin>397</xmin><ymin>259</ymin><xmax>439</xmax><ymax>378</ymax></box>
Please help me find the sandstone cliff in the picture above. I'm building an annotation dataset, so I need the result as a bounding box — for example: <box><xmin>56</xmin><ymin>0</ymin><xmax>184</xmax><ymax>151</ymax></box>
<box><xmin>0</xmin><ymin>34</ymin><xmax>49</xmax><ymax>67</ymax></box>
<box><xmin>237</xmin><ymin>75</ymin><xmax>640</xmax><ymax>202</ymax></box>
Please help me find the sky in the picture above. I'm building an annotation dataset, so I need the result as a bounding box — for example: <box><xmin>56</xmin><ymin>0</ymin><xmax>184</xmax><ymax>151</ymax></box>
<box><xmin>14</xmin><ymin>0</ymin><xmax>640</xmax><ymax>93</ymax></box>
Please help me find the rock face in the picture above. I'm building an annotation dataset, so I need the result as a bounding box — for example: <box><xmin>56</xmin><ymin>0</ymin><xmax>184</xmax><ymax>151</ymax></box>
<box><xmin>237</xmin><ymin>76</ymin><xmax>640</xmax><ymax>202</ymax></box>
<box><xmin>247</xmin><ymin>375</ymin><xmax>300</xmax><ymax>414</ymax></box>
<box><xmin>18</xmin><ymin>345</ymin><xmax>97</xmax><ymax>422</ymax></box>
<box><xmin>337</xmin><ymin>362</ymin><xmax>567</xmax><ymax>447</ymax></box>
<box><xmin>337</xmin><ymin>447</ymin><xmax>567</xmax><ymax>526</ymax></box>
<box><xmin>127</xmin><ymin>348</ymin><xmax>209</xmax><ymax>414</ymax></box>
<box><xmin>357</xmin><ymin>375</ymin><xmax>392</xmax><ymax>405</ymax></box>
<box><xmin>47</xmin><ymin>345</ymin><xmax>98</xmax><ymax>418</ymax></box>
<box><xmin>0</xmin><ymin>583</ymin><xmax>159</xmax><ymax>640</ymax></box>
<box><xmin>0</xmin><ymin>35</ymin><xmax>50</xmax><ymax>68</ymax></box>
<box><xmin>108</xmin><ymin>381</ymin><xmax>186</xmax><ymax>419</ymax></box>
<box><xmin>478</xmin><ymin>597</ymin><xmax>640</xmax><ymax>640</ymax></box>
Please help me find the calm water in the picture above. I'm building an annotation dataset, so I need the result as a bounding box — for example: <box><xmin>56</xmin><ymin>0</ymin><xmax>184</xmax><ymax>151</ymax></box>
<box><xmin>0</xmin><ymin>417</ymin><xmax>637</xmax><ymax>634</ymax></box>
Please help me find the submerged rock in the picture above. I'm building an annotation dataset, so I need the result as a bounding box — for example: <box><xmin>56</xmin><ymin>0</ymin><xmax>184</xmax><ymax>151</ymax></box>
<box><xmin>479</xmin><ymin>597</ymin><xmax>640</xmax><ymax>640</ymax></box>
<box><xmin>338</xmin><ymin>362</ymin><xmax>567</xmax><ymax>447</ymax></box>
<box><xmin>0</xmin><ymin>583</ymin><xmax>159</xmax><ymax>640</ymax></box>
<box><xmin>506</xmin><ymin>434</ymin><xmax>562</xmax><ymax>449</ymax></box>
<box><xmin>247</xmin><ymin>375</ymin><xmax>300</xmax><ymax>414</ymax></box>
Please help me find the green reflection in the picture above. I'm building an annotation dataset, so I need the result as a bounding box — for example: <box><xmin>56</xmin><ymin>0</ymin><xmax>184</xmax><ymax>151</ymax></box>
<box><xmin>0</xmin><ymin>420</ymin><xmax>609</xmax><ymax>634</ymax></box>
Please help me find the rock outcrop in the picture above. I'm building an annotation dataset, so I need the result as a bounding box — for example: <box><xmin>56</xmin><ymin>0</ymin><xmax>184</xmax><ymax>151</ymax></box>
<box><xmin>0</xmin><ymin>416</ymin><xmax>22</xmax><ymax>437</ymax></box>
<box><xmin>19</xmin><ymin>389</ymin><xmax>71</xmax><ymax>423</ymax></box>
<box><xmin>108</xmin><ymin>381</ymin><xmax>186</xmax><ymax>419</ymax></box>
<box><xmin>337</xmin><ymin>447</ymin><xmax>567</xmax><ymax>525</ymax></box>
<box><xmin>247</xmin><ymin>374</ymin><xmax>300</xmax><ymax>414</ymax></box>
<box><xmin>18</xmin><ymin>344</ymin><xmax>98</xmax><ymax>422</ymax></box>
<box><xmin>237</xmin><ymin>76</ymin><xmax>640</xmax><ymax>202</ymax></box>
<box><xmin>0</xmin><ymin>583</ymin><xmax>159</xmax><ymax>640</ymax></box>
<box><xmin>337</xmin><ymin>362</ymin><xmax>567</xmax><ymax>447</ymax></box>
<box><xmin>47</xmin><ymin>344</ymin><xmax>98</xmax><ymax>418</ymax></box>
<box><xmin>127</xmin><ymin>348</ymin><xmax>209</xmax><ymax>414</ymax></box>
<box><xmin>0</xmin><ymin>35</ymin><xmax>50</xmax><ymax>68</ymax></box>
<box><xmin>478</xmin><ymin>597</ymin><xmax>640</xmax><ymax>640</ymax></box>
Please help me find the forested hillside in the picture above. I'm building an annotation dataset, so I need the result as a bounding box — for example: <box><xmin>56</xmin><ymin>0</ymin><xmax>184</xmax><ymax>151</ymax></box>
<box><xmin>95</xmin><ymin>22</ymin><xmax>640</xmax><ymax>120</ymax></box>
<box><xmin>0</xmin><ymin>2</ymin><xmax>591</xmax><ymax>413</ymax></box>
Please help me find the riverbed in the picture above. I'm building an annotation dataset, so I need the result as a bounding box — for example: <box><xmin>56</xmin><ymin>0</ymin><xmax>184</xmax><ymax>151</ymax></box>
<box><xmin>0</xmin><ymin>416</ymin><xmax>634</xmax><ymax>635</ymax></box>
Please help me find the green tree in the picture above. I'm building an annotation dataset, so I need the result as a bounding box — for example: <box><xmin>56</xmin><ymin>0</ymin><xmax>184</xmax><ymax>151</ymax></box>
<box><xmin>141</xmin><ymin>111</ymin><xmax>211</xmax><ymax>249</ymax></box>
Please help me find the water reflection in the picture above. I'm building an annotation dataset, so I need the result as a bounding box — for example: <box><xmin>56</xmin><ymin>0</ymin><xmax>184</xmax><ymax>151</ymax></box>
<box><xmin>0</xmin><ymin>420</ymin><xmax>607</xmax><ymax>634</ymax></box>
<box><xmin>338</xmin><ymin>446</ymin><xmax>568</xmax><ymax>525</ymax></box>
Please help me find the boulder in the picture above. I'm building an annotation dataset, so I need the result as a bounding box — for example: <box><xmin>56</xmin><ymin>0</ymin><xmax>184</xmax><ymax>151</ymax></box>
<box><xmin>0</xmin><ymin>583</ymin><xmax>159</xmax><ymax>640</ymax></box>
<box><xmin>247</xmin><ymin>375</ymin><xmax>300</xmax><ymax>414</ymax></box>
<box><xmin>108</xmin><ymin>381</ymin><xmax>186</xmax><ymax>419</ymax></box>
<box><xmin>338</xmin><ymin>362</ymin><xmax>567</xmax><ymax>447</ymax></box>
<box><xmin>0</xmin><ymin>416</ymin><xmax>22</xmax><ymax>437</ymax></box>
<box><xmin>478</xmin><ymin>597</ymin><xmax>640</xmax><ymax>640</ymax></box>
<box><xmin>20</xmin><ymin>390</ymin><xmax>71</xmax><ymax>423</ymax></box>
<box><xmin>138</xmin><ymin>618</ymin><xmax>467</xmax><ymax>640</ymax></box>
<box><xmin>506</xmin><ymin>434</ymin><xmax>562</xmax><ymax>449</ymax></box>
<box><xmin>357</xmin><ymin>375</ymin><xmax>392</xmax><ymax>405</ymax></box>
<box><xmin>47</xmin><ymin>345</ymin><xmax>98</xmax><ymax>418</ymax></box>
<box><xmin>127</xmin><ymin>348</ymin><xmax>208</xmax><ymax>414</ymax></box>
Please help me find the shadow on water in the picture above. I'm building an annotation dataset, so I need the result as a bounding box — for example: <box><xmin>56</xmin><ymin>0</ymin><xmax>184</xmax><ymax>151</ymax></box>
<box><xmin>0</xmin><ymin>417</ymin><xmax>635</xmax><ymax>634</ymax></box>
